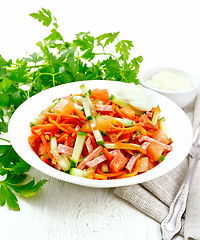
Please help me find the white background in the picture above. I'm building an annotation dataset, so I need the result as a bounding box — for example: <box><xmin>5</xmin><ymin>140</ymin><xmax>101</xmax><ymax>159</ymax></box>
<box><xmin>0</xmin><ymin>0</ymin><xmax>200</xmax><ymax>240</ymax></box>
<box><xmin>0</xmin><ymin>0</ymin><xmax>200</xmax><ymax>73</ymax></box>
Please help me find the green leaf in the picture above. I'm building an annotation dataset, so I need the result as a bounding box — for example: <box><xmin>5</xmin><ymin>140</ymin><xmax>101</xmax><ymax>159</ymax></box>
<box><xmin>0</xmin><ymin>55</ymin><xmax>7</xmax><ymax>68</ymax></box>
<box><xmin>24</xmin><ymin>52</ymin><xmax>44</xmax><ymax>64</ymax></box>
<box><xmin>10</xmin><ymin>91</ymin><xmax>27</xmax><ymax>108</ymax></box>
<box><xmin>0</xmin><ymin>78</ymin><xmax>12</xmax><ymax>91</ymax></box>
<box><xmin>101</xmin><ymin>57</ymin><xmax>121</xmax><ymax>79</ymax></box>
<box><xmin>115</xmin><ymin>40</ymin><xmax>134</xmax><ymax>60</ymax></box>
<box><xmin>8</xmin><ymin>179</ymin><xmax>47</xmax><ymax>198</ymax></box>
<box><xmin>45</xmin><ymin>28</ymin><xmax>63</xmax><ymax>42</ymax></box>
<box><xmin>0</xmin><ymin>185</ymin><xmax>20</xmax><ymax>211</ymax></box>
<box><xmin>0</xmin><ymin>122</ymin><xmax>8</xmax><ymax>133</ymax></box>
<box><xmin>29</xmin><ymin>8</ymin><xmax>52</xmax><ymax>27</ymax></box>
<box><xmin>11</xmin><ymin>160</ymin><xmax>31</xmax><ymax>173</ymax></box>
<box><xmin>0</xmin><ymin>93</ymin><xmax>10</xmax><ymax>107</ymax></box>
<box><xmin>96</xmin><ymin>32</ymin><xmax>119</xmax><ymax>47</ymax></box>
<box><xmin>73</xmin><ymin>32</ymin><xmax>94</xmax><ymax>51</ymax></box>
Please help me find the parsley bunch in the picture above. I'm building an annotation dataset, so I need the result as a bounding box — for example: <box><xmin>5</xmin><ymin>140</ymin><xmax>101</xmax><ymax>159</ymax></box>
<box><xmin>0</xmin><ymin>8</ymin><xmax>143</xmax><ymax>210</ymax></box>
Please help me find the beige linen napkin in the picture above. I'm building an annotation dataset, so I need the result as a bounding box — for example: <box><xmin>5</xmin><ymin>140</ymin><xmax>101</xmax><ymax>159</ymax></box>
<box><xmin>114</xmin><ymin>93</ymin><xmax>200</xmax><ymax>240</ymax></box>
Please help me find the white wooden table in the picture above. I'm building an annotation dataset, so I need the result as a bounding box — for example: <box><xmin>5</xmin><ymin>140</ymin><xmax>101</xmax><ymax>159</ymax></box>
<box><xmin>0</xmin><ymin>1</ymin><xmax>199</xmax><ymax>239</ymax></box>
<box><xmin>0</xmin><ymin>168</ymin><xmax>183</xmax><ymax>240</ymax></box>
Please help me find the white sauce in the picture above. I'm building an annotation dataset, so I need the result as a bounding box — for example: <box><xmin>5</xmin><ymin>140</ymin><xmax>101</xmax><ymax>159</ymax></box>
<box><xmin>115</xmin><ymin>84</ymin><xmax>153</xmax><ymax>111</ymax></box>
<box><xmin>145</xmin><ymin>71</ymin><xmax>193</xmax><ymax>91</ymax></box>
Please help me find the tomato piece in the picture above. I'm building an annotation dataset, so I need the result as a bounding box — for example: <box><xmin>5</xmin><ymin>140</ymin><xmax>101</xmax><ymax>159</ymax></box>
<box><xmin>138</xmin><ymin>157</ymin><xmax>156</xmax><ymax>172</ymax></box>
<box><xmin>81</xmin><ymin>121</ymin><xmax>93</xmax><ymax>133</ymax></box>
<box><xmin>120</xmin><ymin>106</ymin><xmax>135</xmax><ymax>120</ymax></box>
<box><xmin>153</xmin><ymin>130</ymin><xmax>169</xmax><ymax>144</ymax></box>
<box><xmin>96</xmin><ymin>115</ymin><xmax>123</xmax><ymax>132</ymax></box>
<box><xmin>138</xmin><ymin>157</ymin><xmax>149</xmax><ymax>172</ymax></box>
<box><xmin>139</xmin><ymin>114</ymin><xmax>158</xmax><ymax>130</ymax></box>
<box><xmin>146</xmin><ymin>141</ymin><xmax>164</xmax><ymax>161</ymax></box>
<box><xmin>28</xmin><ymin>134</ymin><xmax>41</xmax><ymax>148</ymax></box>
<box><xmin>38</xmin><ymin>143</ymin><xmax>47</xmax><ymax>156</ymax></box>
<box><xmin>110</xmin><ymin>150</ymin><xmax>127</xmax><ymax>172</ymax></box>
<box><xmin>91</xmin><ymin>89</ymin><xmax>109</xmax><ymax>102</ymax></box>
<box><xmin>54</xmin><ymin>99</ymin><xmax>74</xmax><ymax>114</ymax></box>
<box><xmin>96</xmin><ymin>116</ymin><xmax>113</xmax><ymax>132</ymax></box>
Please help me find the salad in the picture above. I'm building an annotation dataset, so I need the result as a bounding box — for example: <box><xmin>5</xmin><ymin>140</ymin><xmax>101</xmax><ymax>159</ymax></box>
<box><xmin>28</xmin><ymin>84</ymin><xmax>173</xmax><ymax>180</ymax></box>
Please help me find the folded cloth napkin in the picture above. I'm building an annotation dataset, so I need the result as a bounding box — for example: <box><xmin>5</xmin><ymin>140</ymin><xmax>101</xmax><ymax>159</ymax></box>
<box><xmin>114</xmin><ymin>92</ymin><xmax>200</xmax><ymax>240</ymax></box>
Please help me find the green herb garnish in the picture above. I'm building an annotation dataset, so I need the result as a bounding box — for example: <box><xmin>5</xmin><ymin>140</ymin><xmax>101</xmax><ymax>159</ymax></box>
<box><xmin>0</xmin><ymin>8</ymin><xmax>143</xmax><ymax>210</ymax></box>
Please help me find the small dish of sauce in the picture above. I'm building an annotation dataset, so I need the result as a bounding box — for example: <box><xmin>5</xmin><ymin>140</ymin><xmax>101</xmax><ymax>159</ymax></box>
<box><xmin>139</xmin><ymin>67</ymin><xmax>199</xmax><ymax>108</ymax></box>
<box><xmin>145</xmin><ymin>70</ymin><xmax>193</xmax><ymax>91</ymax></box>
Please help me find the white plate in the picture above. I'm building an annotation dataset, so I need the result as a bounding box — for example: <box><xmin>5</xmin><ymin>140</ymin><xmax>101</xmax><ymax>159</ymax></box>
<box><xmin>8</xmin><ymin>80</ymin><xmax>193</xmax><ymax>188</ymax></box>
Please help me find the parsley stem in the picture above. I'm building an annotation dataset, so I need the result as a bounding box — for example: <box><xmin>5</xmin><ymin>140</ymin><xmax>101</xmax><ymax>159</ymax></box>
<box><xmin>0</xmin><ymin>137</ymin><xmax>10</xmax><ymax>143</ymax></box>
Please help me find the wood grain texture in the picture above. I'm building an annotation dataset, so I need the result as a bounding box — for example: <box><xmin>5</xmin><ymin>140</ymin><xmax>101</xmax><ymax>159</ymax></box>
<box><xmin>0</xmin><ymin>168</ymin><xmax>183</xmax><ymax>240</ymax></box>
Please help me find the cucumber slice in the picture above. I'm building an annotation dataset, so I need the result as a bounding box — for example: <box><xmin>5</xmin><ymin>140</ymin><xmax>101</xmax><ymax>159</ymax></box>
<box><xmin>71</xmin><ymin>131</ymin><xmax>87</xmax><ymax>167</ymax></box>
<box><xmin>30</xmin><ymin>111</ymin><xmax>44</xmax><ymax>126</ymax></box>
<box><xmin>50</xmin><ymin>136</ymin><xmax>59</xmax><ymax>160</ymax></box>
<box><xmin>57</xmin><ymin>154</ymin><xmax>70</xmax><ymax>172</ymax></box>
<box><xmin>74</xmin><ymin>103</ymin><xmax>84</xmax><ymax>111</ymax></box>
<box><xmin>80</xmin><ymin>84</ymin><xmax>96</xmax><ymax>116</ymax></box>
<box><xmin>159</xmin><ymin>117</ymin><xmax>168</xmax><ymax>137</ymax></box>
<box><xmin>30</xmin><ymin>99</ymin><xmax>60</xmax><ymax>126</ymax></box>
<box><xmin>89</xmin><ymin>117</ymin><xmax>104</xmax><ymax>145</ymax></box>
<box><xmin>72</xmin><ymin>95</ymin><xmax>82</xmax><ymax>103</ymax></box>
<box><xmin>81</xmin><ymin>98</ymin><xmax>92</xmax><ymax>120</ymax></box>
<box><xmin>109</xmin><ymin>94</ymin><xmax>128</xmax><ymax>107</ymax></box>
<box><xmin>152</xmin><ymin>108</ymin><xmax>160</xmax><ymax>125</ymax></box>
<box><xmin>69</xmin><ymin>168</ymin><xmax>86</xmax><ymax>178</ymax></box>
<box><xmin>114</xmin><ymin>117</ymin><xmax>134</xmax><ymax>127</ymax></box>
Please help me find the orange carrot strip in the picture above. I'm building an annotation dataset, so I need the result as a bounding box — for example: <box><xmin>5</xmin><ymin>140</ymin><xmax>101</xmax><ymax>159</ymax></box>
<box><xmin>102</xmin><ymin>147</ymin><xmax>113</xmax><ymax>161</ymax></box>
<box><xmin>151</xmin><ymin>107</ymin><xmax>161</xmax><ymax>112</ymax></box>
<box><xmin>87</xmin><ymin>133</ymin><xmax>97</xmax><ymax>149</ymax></box>
<box><xmin>45</xmin><ymin>112</ymin><xmax>81</xmax><ymax>120</ymax></box>
<box><xmin>40</xmin><ymin>134</ymin><xmax>54</xmax><ymax>161</ymax></box>
<box><xmin>57</xmin><ymin>133</ymin><xmax>68</xmax><ymax>143</ymax></box>
<box><xmin>88</xmin><ymin>172</ymin><xmax>95</xmax><ymax>179</ymax></box>
<box><xmin>49</xmin><ymin>118</ymin><xmax>77</xmax><ymax>134</ymax></box>
<box><xmin>105</xmin><ymin>100</ymin><xmax>112</xmax><ymax>105</ymax></box>
<box><xmin>73</xmin><ymin>108</ymin><xmax>87</xmax><ymax>121</ymax></box>
<box><xmin>116</xmin><ymin>164</ymin><xmax>139</xmax><ymax>179</ymax></box>
<box><xmin>31</xmin><ymin>124</ymin><xmax>58</xmax><ymax>134</ymax></box>
<box><xmin>41</xmin><ymin>156</ymin><xmax>51</xmax><ymax>165</ymax></box>
<box><xmin>115</xmin><ymin>130</ymin><xmax>124</xmax><ymax>139</ymax></box>
<box><xmin>94</xmin><ymin>173</ymin><xmax>108</xmax><ymax>180</ymax></box>
<box><xmin>96</xmin><ymin>167</ymin><xmax>127</xmax><ymax>178</ymax></box>
<box><xmin>115</xmin><ymin>105</ymin><xmax>127</xmax><ymax>118</ymax></box>
<box><xmin>114</xmin><ymin>142</ymin><xmax>147</xmax><ymax>154</ymax></box>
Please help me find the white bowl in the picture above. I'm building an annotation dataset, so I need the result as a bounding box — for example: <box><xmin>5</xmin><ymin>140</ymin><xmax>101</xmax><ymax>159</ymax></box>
<box><xmin>139</xmin><ymin>67</ymin><xmax>199</xmax><ymax>108</ymax></box>
<box><xmin>8</xmin><ymin>80</ymin><xmax>193</xmax><ymax>188</ymax></box>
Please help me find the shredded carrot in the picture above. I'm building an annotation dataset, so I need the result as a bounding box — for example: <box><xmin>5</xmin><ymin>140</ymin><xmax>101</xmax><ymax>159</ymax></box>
<box><xmin>115</xmin><ymin>130</ymin><xmax>124</xmax><ymax>139</ymax></box>
<box><xmin>88</xmin><ymin>172</ymin><xmax>95</xmax><ymax>179</ymax></box>
<box><xmin>57</xmin><ymin>133</ymin><xmax>68</xmax><ymax>143</ymax></box>
<box><xmin>102</xmin><ymin>147</ymin><xmax>113</xmax><ymax>161</ymax></box>
<box><xmin>41</xmin><ymin>156</ymin><xmax>51</xmax><ymax>165</ymax></box>
<box><xmin>40</xmin><ymin>134</ymin><xmax>54</xmax><ymax>161</ymax></box>
<box><xmin>97</xmin><ymin>167</ymin><xmax>127</xmax><ymax>178</ymax></box>
<box><xmin>31</xmin><ymin>124</ymin><xmax>58</xmax><ymax>134</ymax></box>
<box><xmin>114</xmin><ymin>142</ymin><xmax>147</xmax><ymax>154</ymax></box>
<box><xmin>49</xmin><ymin>118</ymin><xmax>77</xmax><ymax>134</ymax></box>
<box><xmin>73</xmin><ymin>108</ymin><xmax>87</xmax><ymax>121</ymax></box>
<box><xmin>151</xmin><ymin>107</ymin><xmax>161</xmax><ymax>112</ymax></box>
<box><xmin>115</xmin><ymin>105</ymin><xmax>127</xmax><ymax>118</ymax></box>
<box><xmin>94</xmin><ymin>173</ymin><xmax>108</xmax><ymax>180</ymax></box>
<box><xmin>117</xmin><ymin>164</ymin><xmax>139</xmax><ymax>179</ymax></box>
